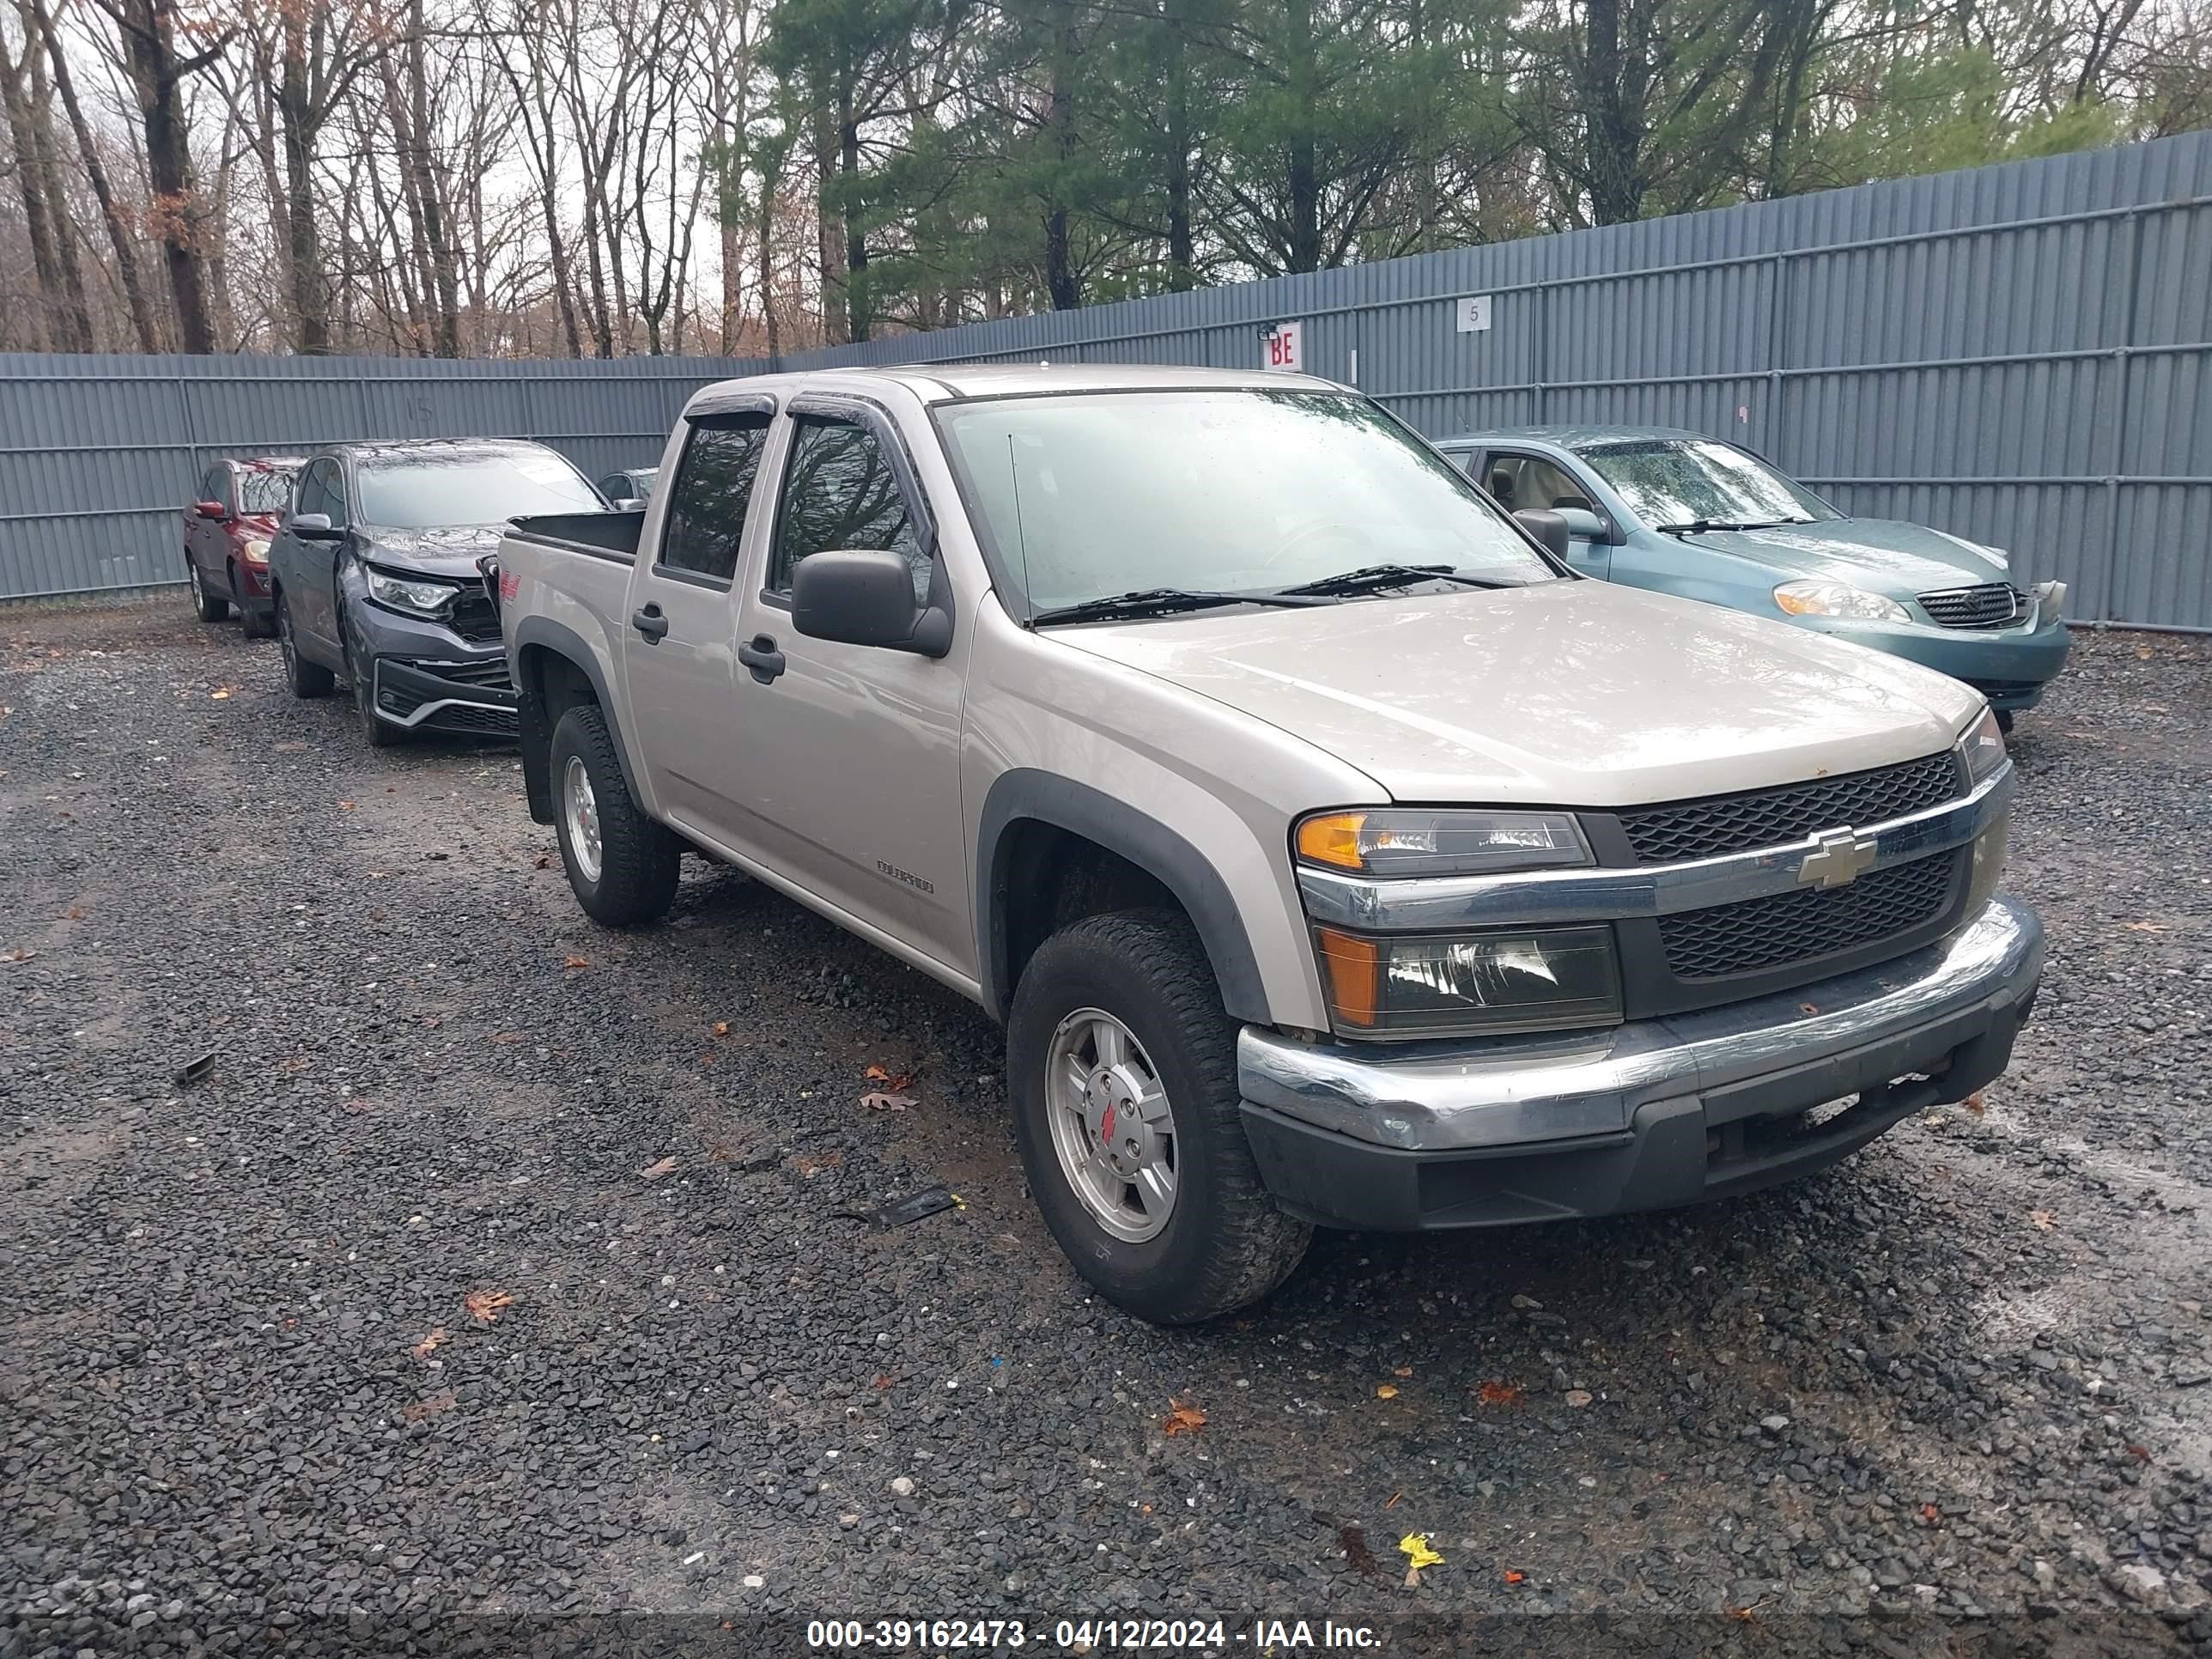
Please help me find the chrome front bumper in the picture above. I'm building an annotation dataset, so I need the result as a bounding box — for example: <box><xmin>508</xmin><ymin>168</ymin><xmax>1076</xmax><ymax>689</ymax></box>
<box><xmin>1239</xmin><ymin>896</ymin><xmax>2044</xmax><ymax>1155</ymax></box>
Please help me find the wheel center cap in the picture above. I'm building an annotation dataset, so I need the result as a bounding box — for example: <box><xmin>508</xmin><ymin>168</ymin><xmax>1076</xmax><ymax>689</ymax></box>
<box><xmin>1087</xmin><ymin>1066</ymin><xmax>1150</xmax><ymax>1178</ymax></box>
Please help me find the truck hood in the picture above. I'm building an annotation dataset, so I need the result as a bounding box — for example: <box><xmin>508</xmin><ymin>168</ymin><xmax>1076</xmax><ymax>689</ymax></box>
<box><xmin>1678</xmin><ymin>517</ymin><xmax>2011</xmax><ymax>594</ymax></box>
<box><xmin>1054</xmin><ymin>580</ymin><xmax>1983</xmax><ymax>806</ymax></box>
<box><xmin>357</xmin><ymin>523</ymin><xmax>504</xmax><ymax>580</ymax></box>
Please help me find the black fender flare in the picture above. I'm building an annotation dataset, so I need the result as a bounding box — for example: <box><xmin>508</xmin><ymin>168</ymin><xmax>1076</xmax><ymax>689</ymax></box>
<box><xmin>510</xmin><ymin>617</ymin><xmax>648</xmax><ymax>819</ymax></box>
<box><xmin>975</xmin><ymin>769</ymin><xmax>1270</xmax><ymax>1025</ymax></box>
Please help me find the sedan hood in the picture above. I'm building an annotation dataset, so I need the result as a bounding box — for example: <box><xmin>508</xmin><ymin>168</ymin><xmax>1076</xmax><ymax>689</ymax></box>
<box><xmin>358</xmin><ymin>523</ymin><xmax>504</xmax><ymax>580</ymax></box>
<box><xmin>1681</xmin><ymin>517</ymin><xmax>2010</xmax><ymax>593</ymax></box>
<box><xmin>1054</xmin><ymin>580</ymin><xmax>1983</xmax><ymax>806</ymax></box>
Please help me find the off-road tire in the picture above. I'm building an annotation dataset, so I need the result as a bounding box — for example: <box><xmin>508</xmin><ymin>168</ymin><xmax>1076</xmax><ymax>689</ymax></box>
<box><xmin>1007</xmin><ymin>908</ymin><xmax>1311</xmax><ymax>1324</ymax></box>
<box><xmin>550</xmin><ymin>704</ymin><xmax>680</xmax><ymax>927</ymax></box>
<box><xmin>277</xmin><ymin>591</ymin><xmax>334</xmax><ymax>697</ymax></box>
<box><xmin>188</xmin><ymin>562</ymin><xmax>229</xmax><ymax>623</ymax></box>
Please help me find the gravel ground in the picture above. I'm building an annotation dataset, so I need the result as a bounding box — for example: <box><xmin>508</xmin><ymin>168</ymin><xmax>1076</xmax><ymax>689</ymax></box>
<box><xmin>3</xmin><ymin>599</ymin><xmax>2209</xmax><ymax>1657</ymax></box>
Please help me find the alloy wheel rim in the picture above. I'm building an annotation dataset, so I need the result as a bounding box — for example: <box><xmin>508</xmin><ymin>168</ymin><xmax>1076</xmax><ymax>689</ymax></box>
<box><xmin>1044</xmin><ymin>1006</ymin><xmax>1177</xmax><ymax>1243</ymax></box>
<box><xmin>562</xmin><ymin>755</ymin><xmax>603</xmax><ymax>884</ymax></box>
<box><xmin>189</xmin><ymin>565</ymin><xmax>204</xmax><ymax>608</ymax></box>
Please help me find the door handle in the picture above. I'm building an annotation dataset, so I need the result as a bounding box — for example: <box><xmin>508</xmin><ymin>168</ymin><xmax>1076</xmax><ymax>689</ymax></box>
<box><xmin>631</xmin><ymin>605</ymin><xmax>670</xmax><ymax>642</ymax></box>
<box><xmin>738</xmin><ymin>633</ymin><xmax>786</xmax><ymax>684</ymax></box>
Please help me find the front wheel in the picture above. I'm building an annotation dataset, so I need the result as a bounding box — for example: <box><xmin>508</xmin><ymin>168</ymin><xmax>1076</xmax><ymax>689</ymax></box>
<box><xmin>277</xmin><ymin>591</ymin><xmax>334</xmax><ymax>697</ymax></box>
<box><xmin>188</xmin><ymin>562</ymin><xmax>229</xmax><ymax>623</ymax></box>
<box><xmin>1007</xmin><ymin>909</ymin><xmax>1310</xmax><ymax>1324</ymax></box>
<box><xmin>550</xmin><ymin>704</ymin><xmax>680</xmax><ymax>926</ymax></box>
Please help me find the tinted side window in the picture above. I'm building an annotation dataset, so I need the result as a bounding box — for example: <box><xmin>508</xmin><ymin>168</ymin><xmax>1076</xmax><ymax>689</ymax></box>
<box><xmin>293</xmin><ymin>463</ymin><xmax>330</xmax><ymax>521</ymax></box>
<box><xmin>660</xmin><ymin>415</ymin><xmax>770</xmax><ymax>580</ymax></box>
<box><xmin>770</xmin><ymin>417</ymin><xmax>923</xmax><ymax>598</ymax></box>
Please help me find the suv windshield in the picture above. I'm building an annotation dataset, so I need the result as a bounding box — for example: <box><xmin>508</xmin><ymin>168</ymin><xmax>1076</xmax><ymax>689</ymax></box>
<box><xmin>1577</xmin><ymin>437</ymin><xmax>1836</xmax><ymax>530</ymax></box>
<box><xmin>235</xmin><ymin>468</ymin><xmax>296</xmax><ymax>515</ymax></box>
<box><xmin>936</xmin><ymin>390</ymin><xmax>1558</xmax><ymax>614</ymax></box>
<box><xmin>356</xmin><ymin>451</ymin><xmax>600</xmax><ymax>528</ymax></box>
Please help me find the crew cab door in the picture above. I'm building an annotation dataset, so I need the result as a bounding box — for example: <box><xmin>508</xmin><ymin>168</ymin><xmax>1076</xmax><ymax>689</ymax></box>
<box><xmin>723</xmin><ymin>397</ymin><xmax>970</xmax><ymax>974</ymax></box>
<box><xmin>619</xmin><ymin>400</ymin><xmax>775</xmax><ymax>849</ymax></box>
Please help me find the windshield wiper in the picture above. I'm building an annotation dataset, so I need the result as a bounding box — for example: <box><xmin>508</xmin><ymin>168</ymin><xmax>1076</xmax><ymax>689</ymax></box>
<box><xmin>1273</xmin><ymin>562</ymin><xmax>1516</xmax><ymax>599</ymax></box>
<box><xmin>1026</xmin><ymin>587</ymin><xmax>1326</xmax><ymax>627</ymax></box>
<box><xmin>1656</xmin><ymin>516</ymin><xmax>1812</xmax><ymax>535</ymax></box>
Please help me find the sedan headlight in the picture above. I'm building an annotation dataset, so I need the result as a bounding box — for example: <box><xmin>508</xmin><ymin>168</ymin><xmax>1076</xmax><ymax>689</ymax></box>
<box><xmin>240</xmin><ymin>537</ymin><xmax>272</xmax><ymax>565</ymax></box>
<box><xmin>1313</xmin><ymin>924</ymin><xmax>1623</xmax><ymax>1038</ymax></box>
<box><xmin>1773</xmin><ymin>580</ymin><xmax>1910</xmax><ymax>623</ymax></box>
<box><xmin>365</xmin><ymin>568</ymin><xmax>461</xmax><ymax>619</ymax></box>
<box><xmin>1958</xmin><ymin>706</ymin><xmax>2007</xmax><ymax>788</ymax></box>
<box><xmin>1295</xmin><ymin>809</ymin><xmax>1591</xmax><ymax>878</ymax></box>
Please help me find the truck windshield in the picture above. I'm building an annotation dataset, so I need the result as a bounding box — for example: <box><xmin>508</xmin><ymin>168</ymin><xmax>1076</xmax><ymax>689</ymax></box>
<box><xmin>1577</xmin><ymin>438</ymin><xmax>1837</xmax><ymax>531</ymax></box>
<box><xmin>935</xmin><ymin>390</ymin><xmax>1558</xmax><ymax>614</ymax></box>
<box><xmin>356</xmin><ymin>452</ymin><xmax>600</xmax><ymax>528</ymax></box>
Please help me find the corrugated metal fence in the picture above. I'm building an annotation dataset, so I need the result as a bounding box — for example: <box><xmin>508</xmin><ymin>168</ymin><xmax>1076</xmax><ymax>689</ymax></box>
<box><xmin>3</xmin><ymin>131</ymin><xmax>2208</xmax><ymax>623</ymax></box>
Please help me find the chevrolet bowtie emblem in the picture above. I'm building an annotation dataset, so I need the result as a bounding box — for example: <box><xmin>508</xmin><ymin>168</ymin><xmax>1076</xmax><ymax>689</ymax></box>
<box><xmin>1798</xmin><ymin>827</ymin><xmax>1880</xmax><ymax>889</ymax></box>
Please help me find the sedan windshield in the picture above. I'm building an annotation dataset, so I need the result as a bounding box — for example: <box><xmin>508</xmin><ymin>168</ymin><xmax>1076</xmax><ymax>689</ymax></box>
<box><xmin>935</xmin><ymin>391</ymin><xmax>1558</xmax><ymax>614</ymax></box>
<box><xmin>1578</xmin><ymin>438</ymin><xmax>1836</xmax><ymax>530</ymax></box>
<box><xmin>356</xmin><ymin>451</ymin><xmax>600</xmax><ymax>528</ymax></box>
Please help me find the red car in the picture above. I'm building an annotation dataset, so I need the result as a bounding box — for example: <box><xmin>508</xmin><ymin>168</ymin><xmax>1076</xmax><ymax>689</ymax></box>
<box><xmin>184</xmin><ymin>457</ymin><xmax>304</xmax><ymax>638</ymax></box>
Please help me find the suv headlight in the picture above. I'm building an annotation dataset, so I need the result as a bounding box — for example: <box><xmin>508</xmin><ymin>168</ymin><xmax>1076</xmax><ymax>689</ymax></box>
<box><xmin>1774</xmin><ymin>580</ymin><xmax>1910</xmax><ymax>623</ymax></box>
<box><xmin>1313</xmin><ymin>924</ymin><xmax>1623</xmax><ymax>1038</ymax></box>
<box><xmin>366</xmin><ymin>568</ymin><xmax>460</xmax><ymax>620</ymax></box>
<box><xmin>1958</xmin><ymin>706</ymin><xmax>2007</xmax><ymax>787</ymax></box>
<box><xmin>1294</xmin><ymin>809</ymin><xmax>1591</xmax><ymax>878</ymax></box>
<box><xmin>240</xmin><ymin>536</ymin><xmax>272</xmax><ymax>564</ymax></box>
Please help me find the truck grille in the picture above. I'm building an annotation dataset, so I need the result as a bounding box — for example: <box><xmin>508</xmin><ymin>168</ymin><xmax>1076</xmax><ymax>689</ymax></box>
<box><xmin>1615</xmin><ymin>752</ymin><xmax>1960</xmax><ymax>864</ymax></box>
<box><xmin>1917</xmin><ymin>583</ymin><xmax>2025</xmax><ymax>629</ymax></box>
<box><xmin>1658</xmin><ymin>854</ymin><xmax>1954</xmax><ymax>981</ymax></box>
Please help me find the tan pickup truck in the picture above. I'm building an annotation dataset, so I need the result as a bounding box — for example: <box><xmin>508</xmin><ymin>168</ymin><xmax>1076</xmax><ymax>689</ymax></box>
<box><xmin>492</xmin><ymin>364</ymin><xmax>2041</xmax><ymax>1325</ymax></box>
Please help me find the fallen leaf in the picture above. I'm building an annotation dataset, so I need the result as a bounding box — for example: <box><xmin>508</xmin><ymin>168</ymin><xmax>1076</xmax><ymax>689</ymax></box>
<box><xmin>534</xmin><ymin>854</ymin><xmax>552</xmax><ymax>869</ymax></box>
<box><xmin>562</xmin><ymin>955</ymin><xmax>588</xmax><ymax>970</ymax></box>
<box><xmin>398</xmin><ymin>1389</ymin><xmax>456</xmax><ymax>1423</ymax></box>
<box><xmin>2029</xmin><ymin>1209</ymin><xmax>2057</xmax><ymax>1231</ymax></box>
<box><xmin>63</xmin><ymin>905</ymin><xmax>83</xmax><ymax>921</ymax></box>
<box><xmin>1963</xmin><ymin>1090</ymin><xmax>1986</xmax><ymax>1116</ymax></box>
<box><xmin>1477</xmin><ymin>1380</ymin><xmax>1525</xmax><ymax>1407</ymax></box>
<box><xmin>1399</xmin><ymin>1533</ymin><xmax>1443</xmax><ymax>1572</ymax></box>
<box><xmin>421</xmin><ymin>1015</ymin><xmax>443</xmax><ymax>1029</ymax></box>
<box><xmin>367</xmin><ymin>870</ymin><xmax>389</xmax><ymax>879</ymax></box>
<box><xmin>410</xmin><ymin>1327</ymin><xmax>447</xmax><ymax>1359</ymax></box>
<box><xmin>872</xmin><ymin>1375</ymin><xmax>896</xmax><ymax>1391</ymax></box>
<box><xmin>712</xmin><ymin>1021</ymin><xmax>730</xmax><ymax>1037</ymax></box>
<box><xmin>2123</xmin><ymin>921</ymin><xmax>2166</xmax><ymax>933</ymax></box>
<box><xmin>210</xmin><ymin>688</ymin><xmax>231</xmax><ymax>701</ymax></box>
<box><xmin>1162</xmin><ymin>1397</ymin><xmax>1206</xmax><ymax>1437</ymax></box>
<box><xmin>337</xmin><ymin>799</ymin><xmax>356</xmax><ymax>811</ymax></box>
<box><xmin>6</xmin><ymin>946</ymin><xmax>36</xmax><ymax>963</ymax></box>
<box><xmin>860</xmin><ymin>1091</ymin><xmax>917</xmax><ymax>1112</ymax></box>
<box><xmin>1504</xmin><ymin>1570</ymin><xmax>1525</xmax><ymax>1585</ymax></box>
<box><xmin>866</xmin><ymin>1063</ymin><xmax>890</xmax><ymax>1081</ymax></box>
<box><xmin>463</xmin><ymin>1289</ymin><xmax>514</xmax><ymax>1324</ymax></box>
<box><xmin>866</xmin><ymin>1062</ymin><xmax>918</xmax><ymax>1091</ymax></box>
<box><xmin>1919</xmin><ymin>1504</ymin><xmax>1941</xmax><ymax>1525</ymax></box>
<box><xmin>489</xmin><ymin>1031</ymin><xmax>521</xmax><ymax>1043</ymax></box>
<box><xmin>639</xmin><ymin>1155</ymin><xmax>678</xmax><ymax>1181</ymax></box>
<box><xmin>2127</xmin><ymin>1443</ymin><xmax>2152</xmax><ymax>1464</ymax></box>
<box><xmin>1391</xmin><ymin>1364</ymin><xmax>1413</xmax><ymax>1377</ymax></box>
<box><xmin>1375</xmin><ymin>1384</ymin><xmax>1399</xmax><ymax>1399</ymax></box>
<box><xmin>792</xmin><ymin>1152</ymin><xmax>842</xmax><ymax>1177</ymax></box>
<box><xmin>2136</xmin><ymin>644</ymin><xmax>2154</xmax><ymax>659</ymax></box>
<box><xmin>1565</xmin><ymin>1389</ymin><xmax>1594</xmax><ymax>1407</ymax></box>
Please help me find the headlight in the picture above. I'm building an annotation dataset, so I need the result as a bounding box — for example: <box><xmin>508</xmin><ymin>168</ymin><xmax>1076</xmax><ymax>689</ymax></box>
<box><xmin>240</xmin><ymin>537</ymin><xmax>272</xmax><ymax>564</ymax></box>
<box><xmin>2034</xmin><ymin>579</ymin><xmax>2066</xmax><ymax>619</ymax></box>
<box><xmin>1958</xmin><ymin>706</ymin><xmax>2007</xmax><ymax>787</ymax></box>
<box><xmin>365</xmin><ymin>568</ymin><xmax>460</xmax><ymax>619</ymax></box>
<box><xmin>1313</xmin><ymin>924</ymin><xmax>1622</xmax><ymax>1038</ymax></box>
<box><xmin>1773</xmin><ymin>580</ymin><xmax>1910</xmax><ymax>623</ymax></box>
<box><xmin>1295</xmin><ymin>809</ymin><xmax>1591</xmax><ymax>878</ymax></box>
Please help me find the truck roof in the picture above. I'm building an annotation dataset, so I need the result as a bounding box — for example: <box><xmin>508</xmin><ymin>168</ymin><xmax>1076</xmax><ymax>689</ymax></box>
<box><xmin>686</xmin><ymin>362</ymin><xmax>1343</xmax><ymax>412</ymax></box>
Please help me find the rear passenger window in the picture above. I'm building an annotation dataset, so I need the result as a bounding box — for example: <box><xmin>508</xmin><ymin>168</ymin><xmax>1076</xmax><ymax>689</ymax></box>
<box><xmin>770</xmin><ymin>417</ymin><xmax>924</xmax><ymax>599</ymax></box>
<box><xmin>660</xmin><ymin>413</ymin><xmax>770</xmax><ymax>581</ymax></box>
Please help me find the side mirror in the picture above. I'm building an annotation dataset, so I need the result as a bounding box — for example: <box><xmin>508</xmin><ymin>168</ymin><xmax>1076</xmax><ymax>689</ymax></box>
<box><xmin>1554</xmin><ymin>506</ymin><xmax>1608</xmax><ymax>543</ymax></box>
<box><xmin>792</xmin><ymin>550</ymin><xmax>951</xmax><ymax>657</ymax></box>
<box><xmin>290</xmin><ymin>513</ymin><xmax>339</xmax><ymax>540</ymax></box>
<box><xmin>1514</xmin><ymin>507</ymin><xmax>1571</xmax><ymax>561</ymax></box>
<box><xmin>195</xmin><ymin>500</ymin><xmax>227</xmax><ymax>520</ymax></box>
<box><xmin>611</xmin><ymin>497</ymin><xmax>646</xmax><ymax>512</ymax></box>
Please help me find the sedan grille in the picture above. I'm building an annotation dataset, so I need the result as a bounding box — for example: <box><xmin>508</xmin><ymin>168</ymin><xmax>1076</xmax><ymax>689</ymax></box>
<box><xmin>1615</xmin><ymin>752</ymin><xmax>1960</xmax><ymax>864</ymax></box>
<box><xmin>1917</xmin><ymin>583</ymin><xmax>2025</xmax><ymax>629</ymax></box>
<box><xmin>1658</xmin><ymin>854</ymin><xmax>1955</xmax><ymax>981</ymax></box>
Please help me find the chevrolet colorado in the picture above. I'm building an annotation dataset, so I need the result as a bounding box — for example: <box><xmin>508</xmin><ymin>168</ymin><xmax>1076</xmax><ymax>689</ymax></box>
<box><xmin>494</xmin><ymin>364</ymin><xmax>2042</xmax><ymax>1326</ymax></box>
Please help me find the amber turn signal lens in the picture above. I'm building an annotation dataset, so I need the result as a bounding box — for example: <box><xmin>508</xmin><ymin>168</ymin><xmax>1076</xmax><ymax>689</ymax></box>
<box><xmin>1296</xmin><ymin>813</ymin><xmax>1369</xmax><ymax>872</ymax></box>
<box><xmin>1313</xmin><ymin>927</ymin><xmax>1382</xmax><ymax>1028</ymax></box>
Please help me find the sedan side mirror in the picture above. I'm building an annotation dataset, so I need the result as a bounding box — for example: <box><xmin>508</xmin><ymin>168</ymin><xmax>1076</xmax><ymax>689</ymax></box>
<box><xmin>290</xmin><ymin>513</ymin><xmax>339</xmax><ymax>540</ymax></box>
<box><xmin>792</xmin><ymin>550</ymin><xmax>951</xmax><ymax>657</ymax></box>
<box><xmin>195</xmin><ymin>500</ymin><xmax>227</xmax><ymax>521</ymax></box>
<box><xmin>1514</xmin><ymin>508</ymin><xmax>1571</xmax><ymax>561</ymax></box>
<box><xmin>1553</xmin><ymin>506</ymin><xmax>1608</xmax><ymax>543</ymax></box>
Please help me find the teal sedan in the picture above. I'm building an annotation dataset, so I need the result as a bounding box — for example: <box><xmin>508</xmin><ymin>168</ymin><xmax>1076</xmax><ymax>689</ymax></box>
<box><xmin>1435</xmin><ymin>425</ymin><xmax>2070</xmax><ymax>729</ymax></box>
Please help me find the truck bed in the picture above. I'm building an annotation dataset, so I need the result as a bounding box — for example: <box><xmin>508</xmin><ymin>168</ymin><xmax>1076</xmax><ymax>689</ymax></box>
<box><xmin>507</xmin><ymin>510</ymin><xmax>644</xmax><ymax>562</ymax></box>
